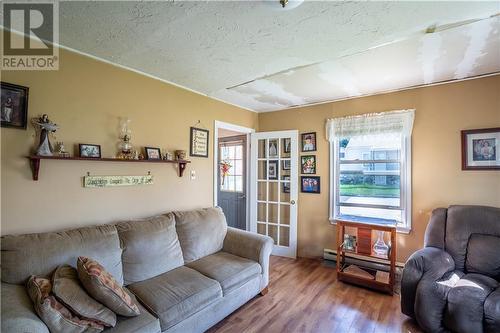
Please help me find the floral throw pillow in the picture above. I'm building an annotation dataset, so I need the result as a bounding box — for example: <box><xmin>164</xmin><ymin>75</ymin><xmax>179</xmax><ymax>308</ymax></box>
<box><xmin>52</xmin><ymin>265</ymin><xmax>116</xmax><ymax>327</ymax></box>
<box><xmin>77</xmin><ymin>256</ymin><xmax>140</xmax><ymax>317</ymax></box>
<box><xmin>27</xmin><ymin>276</ymin><xmax>104</xmax><ymax>333</ymax></box>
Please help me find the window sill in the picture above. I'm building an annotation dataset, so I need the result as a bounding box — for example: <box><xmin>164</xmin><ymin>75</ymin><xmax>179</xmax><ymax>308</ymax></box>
<box><xmin>329</xmin><ymin>217</ymin><xmax>411</xmax><ymax>234</ymax></box>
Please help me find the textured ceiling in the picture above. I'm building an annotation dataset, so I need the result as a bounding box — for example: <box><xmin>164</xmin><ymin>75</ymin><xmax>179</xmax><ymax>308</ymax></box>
<box><xmin>58</xmin><ymin>1</ymin><xmax>500</xmax><ymax>112</ymax></box>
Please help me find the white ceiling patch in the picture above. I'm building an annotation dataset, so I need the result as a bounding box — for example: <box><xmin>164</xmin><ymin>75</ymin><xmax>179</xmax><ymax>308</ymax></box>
<box><xmin>419</xmin><ymin>33</ymin><xmax>443</xmax><ymax>84</ymax></box>
<box><xmin>455</xmin><ymin>18</ymin><xmax>496</xmax><ymax>79</ymax></box>
<box><xmin>317</xmin><ymin>62</ymin><xmax>361</xmax><ymax>97</ymax></box>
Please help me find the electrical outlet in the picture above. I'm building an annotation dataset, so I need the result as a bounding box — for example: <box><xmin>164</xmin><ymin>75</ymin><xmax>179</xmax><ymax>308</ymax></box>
<box><xmin>190</xmin><ymin>170</ymin><xmax>196</xmax><ymax>180</ymax></box>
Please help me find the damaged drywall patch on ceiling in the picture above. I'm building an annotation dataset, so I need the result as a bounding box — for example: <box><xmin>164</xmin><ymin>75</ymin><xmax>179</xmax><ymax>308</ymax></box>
<box><xmin>222</xmin><ymin>15</ymin><xmax>500</xmax><ymax>112</ymax></box>
<box><xmin>455</xmin><ymin>18</ymin><xmax>496</xmax><ymax>79</ymax></box>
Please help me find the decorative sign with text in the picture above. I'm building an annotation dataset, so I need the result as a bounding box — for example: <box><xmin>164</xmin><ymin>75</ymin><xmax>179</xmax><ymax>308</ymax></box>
<box><xmin>83</xmin><ymin>175</ymin><xmax>153</xmax><ymax>188</ymax></box>
<box><xmin>190</xmin><ymin>127</ymin><xmax>209</xmax><ymax>158</ymax></box>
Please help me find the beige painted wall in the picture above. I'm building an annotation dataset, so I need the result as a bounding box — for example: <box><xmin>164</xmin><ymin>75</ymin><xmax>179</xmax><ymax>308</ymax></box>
<box><xmin>1</xmin><ymin>48</ymin><xmax>257</xmax><ymax>235</ymax></box>
<box><xmin>259</xmin><ymin>75</ymin><xmax>500</xmax><ymax>262</ymax></box>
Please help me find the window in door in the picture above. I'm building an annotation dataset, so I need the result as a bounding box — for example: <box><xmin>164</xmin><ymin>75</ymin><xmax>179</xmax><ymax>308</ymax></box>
<box><xmin>219</xmin><ymin>143</ymin><xmax>244</xmax><ymax>192</ymax></box>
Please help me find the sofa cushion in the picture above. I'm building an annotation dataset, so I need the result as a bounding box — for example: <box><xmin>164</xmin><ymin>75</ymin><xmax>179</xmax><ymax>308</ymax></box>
<box><xmin>104</xmin><ymin>301</ymin><xmax>161</xmax><ymax>333</ymax></box>
<box><xmin>1</xmin><ymin>282</ymin><xmax>50</xmax><ymax>333</ymax></box>
<box><xmin>77</xmin><ymin>257</ymin><xmax>140</xmax><ymax>317</ymax></box>
<box><xmin>444</xmin><ymin>273</ymin><xmax>499</xmax><ymax>333</ymax></box>
<box><xmin>173</xmin><ymin>207</ymin><xmax>227</xmax><ymax>263</ymax></box>
<box><xmin>128</xmin><ymin>266</ymin><xmax>222</xmax><ymax>331</ymax></box>
<box><xmin>466</xmin><ymin>234</ymin><xmax>500</xmax><ymax>280</ymax></box>
<box><xmin>27</xmin><ymin>276</ymin><xmax>104</xmax><ymax>333</ymax></box>
<box><xmin>116</xmin><ymin>214</ymin><xmax>184</xmax><ymax>285</ymax></box>
<box><xmin>445</xmin><ymin>205</ymin><xmax>500</xmax><ymax>271</ymax></box>
<box><xmin>52</xmin><ymin>265</ymin><xmax>116</xmax><ymax>327</ymax></box>
<box><xmin>1</xmin><ymin>224</ymin><xmax>123</xmax><ymax>285</ymax></box>
<box><xmin>484</xmin><ymin>287</ymin><xmax>500</xmax><ymax>333</ymax></box>
<box><xmin>187</xmin><ymin>251</ymin><xmax>261</xmax><ymax>295</ymax></box>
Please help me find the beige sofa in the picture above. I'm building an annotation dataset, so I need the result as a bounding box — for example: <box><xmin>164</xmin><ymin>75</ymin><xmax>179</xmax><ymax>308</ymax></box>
<box><xmin>1</xmin><ymin>207</ymin><xmax>274</xmax><ymax>333</ymax></box>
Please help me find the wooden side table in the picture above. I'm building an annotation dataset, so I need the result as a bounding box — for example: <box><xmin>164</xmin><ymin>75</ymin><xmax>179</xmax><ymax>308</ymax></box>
<box><xmin>336</xmin><ymin>220</ymin><xmax>396</xmax><ymax>294</ymax></box>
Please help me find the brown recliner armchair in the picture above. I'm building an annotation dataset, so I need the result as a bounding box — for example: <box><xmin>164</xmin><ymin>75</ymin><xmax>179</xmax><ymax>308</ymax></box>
<box><xmin>401</xmin><ymin>205</ymin><xmax>500</xmax><ymax>333</ymax></box>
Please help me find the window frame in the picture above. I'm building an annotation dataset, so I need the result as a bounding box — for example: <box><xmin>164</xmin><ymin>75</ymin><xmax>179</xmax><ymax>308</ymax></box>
<box><xmin>329</xmin><ymin>135</ymin><xmax>412</xmax><ymax>233</ymax></box>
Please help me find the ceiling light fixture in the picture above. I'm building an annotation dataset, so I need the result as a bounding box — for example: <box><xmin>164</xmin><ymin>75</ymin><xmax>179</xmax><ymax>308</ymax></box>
<box><xmin>263</xmin><ymin>0</ymin><xmax>304</xmax><ymax>11</ymax></box>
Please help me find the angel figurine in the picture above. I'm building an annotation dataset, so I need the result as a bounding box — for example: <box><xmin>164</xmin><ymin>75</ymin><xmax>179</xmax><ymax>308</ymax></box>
<box><xmin>33</xmin><ymin>114</ymin><xmax>58</xmax><ymax>156</ymax></box>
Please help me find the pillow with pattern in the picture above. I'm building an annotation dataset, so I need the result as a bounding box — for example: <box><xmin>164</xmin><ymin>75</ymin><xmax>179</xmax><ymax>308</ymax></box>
<box><xmin>27</xmin><ymin>275</ymin><xmax>104</xmax><ymax>333</ymax></box>
<box><xmin>77</xmin><ymin>256</ymin><xmax>140</xmax><ymax>317</ymax></box>
<box><xmin>52</xmin><ymin>265</ymin><xmax>116</xmax><ymax>327</ymax></box>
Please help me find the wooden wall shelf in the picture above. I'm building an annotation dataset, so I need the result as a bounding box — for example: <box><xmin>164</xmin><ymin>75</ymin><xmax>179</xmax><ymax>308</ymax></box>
<box><xmin>26</xmin><ymin>155</ymin><xmax>191</xmax><ymax>180</ymax></box>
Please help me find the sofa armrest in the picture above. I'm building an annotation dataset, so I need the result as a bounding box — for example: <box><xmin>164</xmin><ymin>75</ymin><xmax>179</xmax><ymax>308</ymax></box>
<box><xmin>1</xmin><ymin>282</ymin><xmax>49</xmax><ymax>333</ymax></box>
<box><xmin>223</xmin><ymin>227</ymin><xmax>274</xmax><ymax>291</ymax></box>
<box><xmin>401</xmin><ymin>247</ymin><xmax>455</xmax><ymax>319</ymax></box>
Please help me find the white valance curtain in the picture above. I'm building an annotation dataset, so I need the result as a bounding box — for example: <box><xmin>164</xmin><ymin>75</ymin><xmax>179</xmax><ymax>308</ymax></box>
<box><xmin>325</xmin><ymin>109</ymin><xmax>415</xmax><ymax>142</ymax></box>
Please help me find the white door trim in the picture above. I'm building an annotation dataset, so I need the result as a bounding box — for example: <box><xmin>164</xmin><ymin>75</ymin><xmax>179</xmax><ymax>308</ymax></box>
<box><xmin>250</xmin><ymin>130</ymin><xmax>299</xmax><ymax>258</ymax></box>
<box><xmin>213</xmin><ymin>120</ymin><xmax>255</xmax><ymax>231</ymax></box>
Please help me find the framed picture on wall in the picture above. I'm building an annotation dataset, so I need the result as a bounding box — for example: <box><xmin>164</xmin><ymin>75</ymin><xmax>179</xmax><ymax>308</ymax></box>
<box><xmin>1</xmin><ymin>82</ymin><xmax>29</xmax><ymax>129</ymax></box>
<box><xmin>301</xmin><ymin>176</ymin><xmax>320</xmax><ymax>193</ymax></box>
<box><xmin>282</xmin><ymin>175</ymin><xmax>290</xmax><ymax>193</ymax></box>
<box><xmin>190</xmin><ymin>127</ymin><xmax>209</xmax><ymax>157</ymax></box>
<box><xmin>301</xmin><ymin>132</ymin><xmax>316</xmax><ymax>152</ymax></box>
<box><xmin>283</xmin><ymin>138</ymin><xmax>291</xmax><ymax>153</ymax></box>
<box><xmin>461</xmin><ymin>127</ymin><xmax>500</xmax><ymax>170</ymax></box>
<box><xmin>268</xmin><ymin>160</ymin><xmax>278</xmax><ymax>180</ymax></box>
<box><xmin>301</xmin><ymin>155</ymin><xmax>316</xmax><ymax>174</ymax></box>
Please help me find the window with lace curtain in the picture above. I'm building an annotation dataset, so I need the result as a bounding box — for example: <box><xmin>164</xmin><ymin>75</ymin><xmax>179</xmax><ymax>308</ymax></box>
<box><xmin>326</xmin><ymin>110</ymin><xmax>415</xmax><ymax>232</ymax></box>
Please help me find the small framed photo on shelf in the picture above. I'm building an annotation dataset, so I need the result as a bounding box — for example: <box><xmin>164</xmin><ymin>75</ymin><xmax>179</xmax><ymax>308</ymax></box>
<box><xmin>461</xmin><ymin>127</ymin><xmax>500</xmax><ymax>170</ymax></box>
<box><xmin>301</xmin><ymin>155</ymin><xmax>316</xmax><ymax>174</ymax></box>
<box><xmin>301</xmin><ymin>176</ymin><xmax>320</xmax><ymax>193</ymax></box>
<box><xmin>190</xmin><ymin>127</ymin><xmax>209</xmax><ymax>158</ymax></box>
<box><xmin>145</xmin><ymin>147</ymin><xmax>162</xmax><ymax>160</ymax></box>
<box><xmin>343</xmin><ymin>234</ymin><xmax>357</xmax><ymax>251</ymax></box>
<box><xmin>282</xmin><ymin>159</ymin><xmax>291</xmax><ymax>170</ymax></box>
<box><xmin>268</xmin><ymin>160</ymin><xmax>278</xmax><ymax>180</ymax></box>
<box><xmin>1</xmin><ymin>82</ymin><xmax>29</xmax><ymax>129</ymax></box>
<box><xmin>79</xmin><ymin>144</ymin><xmax>101</xmax><ymax>158</ymax></box>
<box><xmin>301</xmin><ymin>132</ymin><xmax>316</xmax><ymax>152</ymax></box>
<box><xmin>282</xmin><ymin>175</ymin><xmax>290</xmax><ymax>193</ymax></box>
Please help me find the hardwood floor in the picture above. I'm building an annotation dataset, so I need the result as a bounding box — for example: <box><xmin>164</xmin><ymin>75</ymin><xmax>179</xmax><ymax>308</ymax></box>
<box><xmin>207</xmin><ymin>256</ymin><xmax>423</xmax><ymax>333</ymax></box>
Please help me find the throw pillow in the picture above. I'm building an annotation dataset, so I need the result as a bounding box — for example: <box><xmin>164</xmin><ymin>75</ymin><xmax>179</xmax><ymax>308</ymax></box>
<box><xmin>53</xmin><ymin>265</ymin><xmax>116</xmax><ymax>327</ymax></box>
<box><xmin>27</xmin><ymin>275</ymin><xmax>104</xmax><ymax>333</ymax></box>
<box><xmin>77</xmin><ymin>256</ymin><xmax>140</xmax><ymax>317</ymax></box>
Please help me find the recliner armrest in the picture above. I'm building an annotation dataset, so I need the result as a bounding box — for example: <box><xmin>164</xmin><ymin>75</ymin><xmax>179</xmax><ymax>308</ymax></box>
<box><xmin>1</xmin><ymin>282</ymin><xmax>49</xmax><ymax>333</ymax></box>
<box><xmin>401</xmin><ymin>247</ymin><xmax>455</xmax><ymax>318</ymax></box>
<box><xmin>223</xmin><ymin>227</ymin><xmax>274</xmax><ymax>290</ymax></box>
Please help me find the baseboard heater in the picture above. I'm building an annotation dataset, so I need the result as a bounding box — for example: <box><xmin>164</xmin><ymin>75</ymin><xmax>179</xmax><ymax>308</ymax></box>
<box><xmin>323</xmin><ymin>248</ymin><xmax>405</xmax><ymax>272</ymax></box>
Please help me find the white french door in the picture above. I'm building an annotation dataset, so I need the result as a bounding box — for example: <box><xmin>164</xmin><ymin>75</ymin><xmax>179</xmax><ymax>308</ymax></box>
<box><xmin>250</xmin><ymin>130</ymin><xmax>298</xmax><ymax>258</ymax></box>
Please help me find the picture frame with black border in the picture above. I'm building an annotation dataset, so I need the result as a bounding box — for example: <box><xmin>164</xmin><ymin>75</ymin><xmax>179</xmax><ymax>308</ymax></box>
<box><xmin>268</xmin><ymin>139</ymin><xmax>279</xmax><ymax>158</ymax></box>
<box><xmin>145</xmin><ymin>147</ymin><xmax>162</xmax><ymax>160</ymax></box>
<box><xmin>282</xmin><ymin>159</ymin><xmax>291</xmax><ymax>170</ymax></box>
<box><xmin>301</xmin><ymin>176</ymin><xmax>320</xmax><ymax>193</ymax></box>
<box><xmin>301</xmin><ymin>155</ymin><xmax>316</xmax><ymax>174</ymax></box>
<box><xmin>1</xmin><ymin>82</ymin><xmax>29</xmax><ymax>130</ymax></box>
<box><xmin>301</xmin><ymin>132</ymin><xmax>317</xmax><ymax>152</ymax></box>
<box><xmin>190</xmin><ymin>127</ymin><xmax>209</xmax><ymax>158</ymax></box>
<box><xmin>79</xmin><ymin>144</ymin><xmax>101</xmax><ymax>158</ymax></box>
<box><xmin>283</xmin><ymin>138</ymin><xmax>291</xmax><ymax>153</ymax></box>
<box><xmin>268</xmin><ymin>160</ymin><xmax>278</xmax><ymax>180</ymax></box>
<box><xmin>282</xmin><ymin>175</ymin><xmax>290</xmax><ymax>193</ymax></box>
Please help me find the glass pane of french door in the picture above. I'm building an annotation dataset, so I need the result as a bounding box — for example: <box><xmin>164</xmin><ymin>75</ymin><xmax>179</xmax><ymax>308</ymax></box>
<box><xmin>251</xmin><ymin>131</ymin><xmax>297</xmax><ymax>258</ymax></box>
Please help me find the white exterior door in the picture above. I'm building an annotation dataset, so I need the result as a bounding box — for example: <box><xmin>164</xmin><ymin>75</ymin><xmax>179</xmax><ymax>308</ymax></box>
<box><xmin>250</xmin><ymin>130</ymin><xmax>298</xmax><ymax>258</ymax></box>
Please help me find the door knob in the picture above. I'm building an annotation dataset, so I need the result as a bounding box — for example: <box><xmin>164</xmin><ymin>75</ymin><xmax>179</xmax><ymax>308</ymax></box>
<box><xmin>290</xmin><ymin>200</ymin><xmax>296</xmax><ymax>205</ymax></box>
<box><xmin>238</xmin><ymin>194</ymin><xmax>246</xmax><ymax>199</ymax></box>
